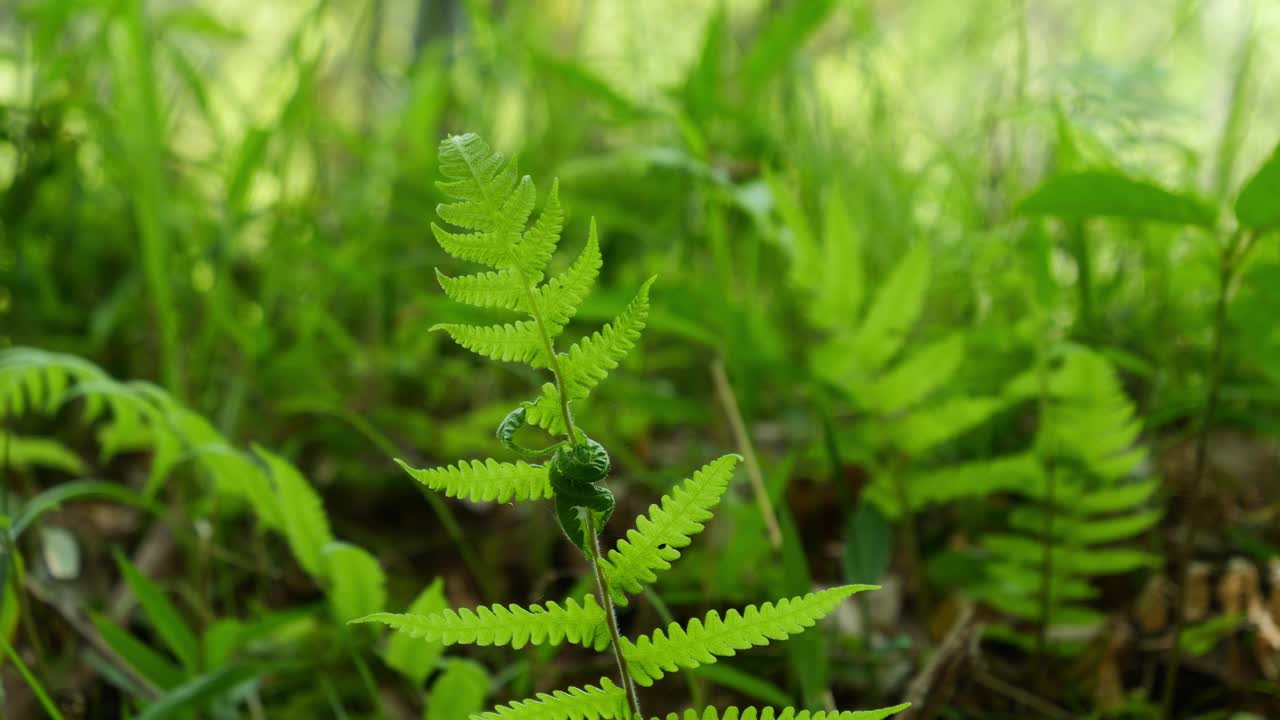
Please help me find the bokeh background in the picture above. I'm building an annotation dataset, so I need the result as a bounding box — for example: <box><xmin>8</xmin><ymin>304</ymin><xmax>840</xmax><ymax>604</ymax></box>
<box><xmin>3</xmin><ymin>0</ymin><xmax>1280</xmax><ymax>718</ymax></box>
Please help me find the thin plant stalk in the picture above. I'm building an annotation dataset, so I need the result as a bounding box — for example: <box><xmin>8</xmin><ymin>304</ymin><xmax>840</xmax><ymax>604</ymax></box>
<box><xmin>1161</xmin><ymin>229</ymin><xmax>1252</xmax><ymax>718</ymax></box>
<box><xmin>1</xmin><ymin>637</ymin><xmax>66</xmax><ymax>720</ymax></box>
<box><xmin>711</xmin><ymin>359</ymin><xmax>783</xmax><ymax>548</ymax></box>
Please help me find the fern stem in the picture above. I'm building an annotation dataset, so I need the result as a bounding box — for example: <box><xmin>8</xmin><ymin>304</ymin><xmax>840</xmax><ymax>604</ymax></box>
<box><xmin>586</xmin><ymin>511</ymin><xmax>643</xmax><ymax>719</ymax></box>
<box><xmin>1161</xmin><ymin>229</ymin><xmax>1251</xmax><ymax>719</ymax></box>
<box><xmin>519</xmin><ymin>270</ymin><xmax>579</xmax><ymax>443</ymax></box>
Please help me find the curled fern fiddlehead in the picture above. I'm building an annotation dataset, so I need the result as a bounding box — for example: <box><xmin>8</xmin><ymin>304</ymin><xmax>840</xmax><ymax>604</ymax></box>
<box><xmin>549</xmin><ymin>435</ymin><xmax>615</xmax><ymax>552</ymax></box>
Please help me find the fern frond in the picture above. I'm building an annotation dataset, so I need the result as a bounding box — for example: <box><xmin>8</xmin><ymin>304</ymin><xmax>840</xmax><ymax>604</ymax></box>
<box><xmin>432</xmin><ymin>174</ymin><xmax>534</xmax><ymax>265</ymax></box>
<box><xmin>652</xmin><ymin>705</ymin><xmax>911</xmax><ymax>720</ymax></box>
<box><xmin>600</xmin><ymin>455</ymin><xmax>741</xmax><ymax>605</ymax></box>
<box><xmin>435</xmin><ymin>134</ymin><xmax>520</xmax><ymax>230</ymax></box>
<box><xmin>474</xmin><ymin>678</ymin><xmax>626</xmax><ymax>720</ymax></box>
<box><xmin>351</xmin><ymin>595</ymin><xmax>607</xmax><ymax>650</ymax></box>
<box><xmin>620</xmin><ymin>585</ymin><xmax>874</xmax><ymax>686</ymax></box>
<box><xmin>0</xmin><ymin>347</ymin><xmax>112</xmax><ymax>420</ymax></box>
<box><xmin>525</xmin><ymin>278</ymin><xmax>655</xmax><ymax>432</ymax></box>
<box><xmin>394</xmin><ymin>457</ymin><xmax>552</xmax><ymax>503</ymax></box>
<box><xmin>431</xmin><ymin>320</ymin><xmax>548</xmax><ymax>368</ymax></box>
<box><xmin>978</xmin><ymin>350</ymin><xmax>1162</xmax><ymax>642</ymax></box>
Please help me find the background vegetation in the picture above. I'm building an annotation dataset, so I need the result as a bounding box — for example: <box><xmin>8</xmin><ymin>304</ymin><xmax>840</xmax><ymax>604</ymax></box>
<box><xmin>2</xmin><ymin>0</ymin><xmax>1280</xmax><ymax>718</ymax></box>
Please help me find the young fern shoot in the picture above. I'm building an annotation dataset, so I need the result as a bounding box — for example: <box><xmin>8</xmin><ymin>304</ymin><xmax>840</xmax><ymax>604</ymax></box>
<box><xmin>352</xmin><ymin>134</ymin><xmax>908</xmax><ymax>720</ymax></box>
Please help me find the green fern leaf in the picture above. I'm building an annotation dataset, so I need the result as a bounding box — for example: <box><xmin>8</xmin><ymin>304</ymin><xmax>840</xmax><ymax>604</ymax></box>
<box><xmin>431</xmin><ymin>173</ymin><xmax>534</xmax><ymax>266</ymax></box>
<box><xmin>515</xmin><ymin>179</ymin><xmax>565</xmax><ymax>281</ymax></box>
<box><xmin>525</xmin><ymin>278</ymin><xmax>655</xmax><ymax>432</ymax></box>
<box><xmin>620</xmin><ymin>585</ymin><xmax>875</xmax><ymax>686</ymax></box>
<box><xmin>559</xmin><ymin>277</ymin><xmax>654</xmax><ymax>398</ymax></box>
<box><xmin>600</xmin><ymin>455</ymin><xmax>741</xmax><ymax>605</ymax></box>
<box><xmin>534</xmin><ymin>222</ymin><xmax>603</xmax><ymax>337</ymax></box>
<box><xmin>978</xmin><ymin>350</ymin><xmax>1163</xmax><ymax>643</ymax></box>
<box><xmin>431</xmin><ymin>320</ymin><xmax>548</xmax><ymax>368</ymax></box>
<box><xmin>436</xmin><ymin>268</ymin><xmax>526</xmax><ymax>312</ymax></box>
<box><xmin>394</xmin><ymin>457</ymin><xmax>552</xmax><ymax>503</ymax></box>
<box><xmin>473</xmin><ymin>678</ymin><xmax>626</xmax><ymax>720</ymax></box>
<box><xmin>351</xmin><ymin>595</ymin><xmax>607</xmax><ymax>650</ymax></box>
<box><xmin>651</xmin><ymin>705</ymin><xmax>911</xmax><ymax>720</ymax></box>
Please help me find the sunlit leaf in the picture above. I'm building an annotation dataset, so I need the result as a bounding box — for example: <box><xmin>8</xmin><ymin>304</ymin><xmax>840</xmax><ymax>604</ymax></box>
<box><xmin>1018</xmin><ymin>170</ymin><xmax>1215</xmax><ymax>227</ymax></box>
<box><xmin>1235</xmin><ymin>141</ymin><xmax>1280</xmax><ymax>230</ymax></box>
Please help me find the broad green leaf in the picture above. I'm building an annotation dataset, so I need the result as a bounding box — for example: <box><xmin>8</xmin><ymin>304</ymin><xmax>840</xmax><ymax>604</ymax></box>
<box><xmin>1235</xmin><ymin>141</ymin><xmax>1280</xmax><ymax>229</ymax></box>
<box><xmin>1018</xmin><ymin>170</ymin><xmax>1215</xmax><ymax>227</ymax></box>
<box><xmin>324</xmin><ymin>542</ymin><xmax>387</xmax><ymax>623</ymax></box>
<box><xmin>115</xmin><ymin>553</ymin><xmax>199</xmax><ymax>671</ymax></box>
<box><xmin>425</xmin><ymin>659</ymin><xmax>489</xmax><ymax>720</ymax></box>
<box><xmin>258</xmin><ymin>447</ymin><xmax>332</xmax><ymax>578</ymax></box>
<box><xmin>384</xmin><ymin>578</ymin><xmax>448</xmax><ymax>685</ymax></box>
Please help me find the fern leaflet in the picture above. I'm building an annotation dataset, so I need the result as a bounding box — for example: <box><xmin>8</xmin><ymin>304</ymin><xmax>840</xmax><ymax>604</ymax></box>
<box><xmin>352</xmin><ymin>595</ymin><xmax>608</xmax><ymax>650</ymax></box>
<box><xmin>524</xmin><ymin>277</ymin><xmax>655</xmax><ymax>433</ymax></box>
<box><xmin>620</xmin><ymin>585</ymin><xmax>875</xmax><ymax>686</ymax></box>
<box><xmin>474</xmin><ymin>678</ymin><xmax>626</xmax><ymax>720</ymax></box>
<box><xmin>394</xmin><ymin>457</ymin><xmax>552</xmax><ymax>503</ymax></box>
<box><xmin>599</xmin><ymin>455</ymin><xmax>741</xmax><ymax>605</ymax></box>
<box><xmin>652</xmin><ymin>707</ymin><xmax>910</xmax><ymax>720</ymax></box>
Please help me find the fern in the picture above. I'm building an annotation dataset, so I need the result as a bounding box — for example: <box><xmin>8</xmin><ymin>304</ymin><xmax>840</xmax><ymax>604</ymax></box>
<box><xmin>352</xmin><ymin>595</ymin><xmax>609</xmax><ymax>650</ymax></box>
<box><xmin>599</xmin><ymin>455</ymin><xmax>740</xmax><ymax>605</ymax></box>
<box><xmin>475</xmin><ymin>679</ymin><xmax>627</xmax><ymax>720</ymax></box>
<box><xmin>652</xmin><ymin>707</ymin><xmax>911</xmax><ymax>720</ymax></box>
<box><xmin>977</xmin><ymin>349</ymin><xmax>1162</xmax><ymax>647</ymax></box>
<box><xmin>525</xmin><ymin>277</ymin><xmax>655</xmax><ymax>434</ymax></box>
<box><xmin>620</xmin><ymin>585</ymin><xmax>875</xmax><ymax>686</ymax></box>
<box><xmin>0</xmin><ymin>348</ymin><xmax>394</xmax><ymax>635</ymax></box>
<box><xmin>353</xmin><ymin>134</ymin><xmax>908</xmax><ymax>720</ymax></box>
<box><xmin>425</xmin><ymin>132</ymin><xmax>650</xmax><ymax>425</ymax></box>
<box><xmin>394</xmin><ymin>457</ymin><xmax>553</xmax><ymax>503</ymax></box>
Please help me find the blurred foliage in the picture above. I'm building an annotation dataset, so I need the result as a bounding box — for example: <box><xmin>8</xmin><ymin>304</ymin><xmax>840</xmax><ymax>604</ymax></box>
<box><xmin>2</xmin><ymin>0</ymin><xmax>1280</xmax><ymax>717</ymax></box>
